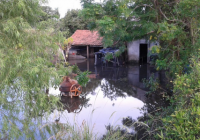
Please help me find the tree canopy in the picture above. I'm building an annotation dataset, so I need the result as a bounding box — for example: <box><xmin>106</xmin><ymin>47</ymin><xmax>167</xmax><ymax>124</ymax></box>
<box><xmin>0</xmin><ymin>0</ymin><xmax>68</xmax><ymax>139</ymax></box>
<box><xmin>59</xmin><ymin>9</ymin><xmax>89</xmax><ymax>37</ymax></box>
<box><xmin>41</xmin><ymin>6</ymin><xmax>60</xmax><ymax>20</ymax></box>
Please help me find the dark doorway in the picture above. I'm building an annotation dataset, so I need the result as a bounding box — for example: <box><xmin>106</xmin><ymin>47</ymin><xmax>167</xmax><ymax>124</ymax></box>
<box><xmin>94</xmin><ymin>47</ymin><xmax>103</xmax><ymax>53</ymax></box>
<box><xmin>139</xmin><ymin>44</ymin><xmax>148</xmax><ymax>63</ymax></box>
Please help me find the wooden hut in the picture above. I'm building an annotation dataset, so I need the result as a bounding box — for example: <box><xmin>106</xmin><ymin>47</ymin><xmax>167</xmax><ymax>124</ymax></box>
<box><xmin>69</xmin><ymin>30</ymin><xmax>103</xmax><ymax>59</ymax></box>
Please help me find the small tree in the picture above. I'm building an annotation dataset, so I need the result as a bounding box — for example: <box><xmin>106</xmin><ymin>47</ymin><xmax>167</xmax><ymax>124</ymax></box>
<box><xmin>58</xmin><ymin>37</ymin><xmax>73</xmax><ymax>62</ymax></box>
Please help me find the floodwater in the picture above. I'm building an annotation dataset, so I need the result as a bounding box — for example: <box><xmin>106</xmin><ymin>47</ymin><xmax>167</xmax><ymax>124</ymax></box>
<box><xmin>48</xmin><ymin>59</ymin><xmax>168</xmax><ymax>137</ymax></box>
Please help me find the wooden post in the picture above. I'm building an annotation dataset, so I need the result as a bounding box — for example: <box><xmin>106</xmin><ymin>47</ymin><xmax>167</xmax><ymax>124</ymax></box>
<box><xmin>94</xmin><ymin>53</ymin><xmax>97</xmax><ymax>65</ymax></box>
<box><xmin>87</xmin><ymin>59</ymin><xmax>89</xmax><ymax>71</ymax></box>
<box><xmin>87</xmin><ymin>45</ymin><xmax>89</xmax><ymax>59</ymax></box>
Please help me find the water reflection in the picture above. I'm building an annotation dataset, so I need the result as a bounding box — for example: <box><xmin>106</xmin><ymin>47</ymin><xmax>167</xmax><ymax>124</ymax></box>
<box><xmin>60</xmin><ymin>96</ymin><xmax>91</xmax><ymax>113</ymax></box>
<box><xmin>48</xmin><ymin>59</ymin><xmax>167</xmax><ymax>137</ymax></box>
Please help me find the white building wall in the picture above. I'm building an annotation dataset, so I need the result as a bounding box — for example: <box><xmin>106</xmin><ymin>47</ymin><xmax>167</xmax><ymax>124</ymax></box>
<box><xmin>127</xmin><ymin>40</ymin><xmax>140</xmax><ymax>62</ymax></box>
<box><xmin>127</xmin><ymin>39</ymin><xmax>159</xmax><ymax>63</ymax></box>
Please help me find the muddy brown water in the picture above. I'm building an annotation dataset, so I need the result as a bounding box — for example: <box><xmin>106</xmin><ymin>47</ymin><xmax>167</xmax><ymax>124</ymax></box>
<box><xmin>48</xmin><ymin>59</ymin><xmax>168</xmax><ymax>137</ymax></box>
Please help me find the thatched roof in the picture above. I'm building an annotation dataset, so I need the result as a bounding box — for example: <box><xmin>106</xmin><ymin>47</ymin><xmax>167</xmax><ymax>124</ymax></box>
<box><xmin>71</xmin><ymin>30</ymin><xmax>103</xmax><ymax>46</ymax></box>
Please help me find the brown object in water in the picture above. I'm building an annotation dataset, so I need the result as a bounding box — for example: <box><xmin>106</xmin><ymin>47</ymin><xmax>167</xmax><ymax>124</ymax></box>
<box><xmin>68</xmin><ymin>77</ymin><xmax>78</xmax><ymax>85</ymax></box>
<box><xmin>59</xmin><ymin>76</ymin><xmax>73</xmax><ymax>93</ymax></box>
<box><xmin>59</xmin><ymin>76</ymin><xmax>82</xmax><ymax>98</ymax></box>
<box><xmin>70</xmin><ymin>84</ymin><xmax>82</xmax><ymax>98</ymax></box>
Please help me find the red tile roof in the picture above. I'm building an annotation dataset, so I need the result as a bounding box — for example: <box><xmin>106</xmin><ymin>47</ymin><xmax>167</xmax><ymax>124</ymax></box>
<box><xmin>71</xmin><ymin>30</ymin><xmax>103</xmax><ymax>46</ymax></box>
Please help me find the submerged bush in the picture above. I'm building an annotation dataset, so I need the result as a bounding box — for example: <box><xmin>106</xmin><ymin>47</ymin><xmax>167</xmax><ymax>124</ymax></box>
<box><xmin>75</xmin><ymin>71</ymin><xmax>90</xmax><ymax>87</ymax></box>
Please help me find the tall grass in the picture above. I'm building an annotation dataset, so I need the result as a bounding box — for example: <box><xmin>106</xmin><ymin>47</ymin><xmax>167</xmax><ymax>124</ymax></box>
<box><xmin>40</xmin><ymin>109</ymin><xmax>148</xmax><ymax>140</ymax></box>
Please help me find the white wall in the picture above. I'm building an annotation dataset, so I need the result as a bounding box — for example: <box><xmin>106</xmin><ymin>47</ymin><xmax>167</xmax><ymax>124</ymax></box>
<box><xmin>127</xmin><ymin>39</ymin><xmax>159</xmax><ymax>63</ymax></box>
<box><xmin>127</xmin><ymin>40</ymin><xmax>140</xmax><ymax>62</ymax></box>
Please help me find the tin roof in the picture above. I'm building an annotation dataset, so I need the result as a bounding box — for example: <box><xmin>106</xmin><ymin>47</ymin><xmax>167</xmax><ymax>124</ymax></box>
<box><xmin>71</xmin><ymin>30</ymin><xmax>103</xmax><ymax>46</ymax></box>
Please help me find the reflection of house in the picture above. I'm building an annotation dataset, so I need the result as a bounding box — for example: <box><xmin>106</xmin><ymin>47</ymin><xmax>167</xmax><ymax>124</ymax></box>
<box><xmin>69</xmin><ymin>30</ymin><xmax>103</xmax><ymax>59</ymax></box>
<box><xmin>127</xmin><ymin>39</ymin><xmax>158</xmax><ymax>63</ymax></box>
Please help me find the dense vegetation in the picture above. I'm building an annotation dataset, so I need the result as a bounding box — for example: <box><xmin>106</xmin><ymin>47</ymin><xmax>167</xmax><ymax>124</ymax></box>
<box><xmin>59</xmin><ymin>9</ymin><xmax>89</xmax><ymax>37</ymax></box>
<box><xmin>0</xmin><ymin>0</ymin><xmax>73</xmax><ymax>139</ymax></box>
<box><xmin>80</xmin><ymin>0</ymin><xmax>200</xmax><ymax>139</ymax></box>
<box><xmin>0</xmin><ymin>0</ymin><xmax>200</xmax><ymax>139</ymax></box>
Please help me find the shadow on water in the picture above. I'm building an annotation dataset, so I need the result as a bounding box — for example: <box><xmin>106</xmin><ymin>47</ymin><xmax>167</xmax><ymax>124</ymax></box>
<box><xmin>49</xmin><ymin>59</ymin><xmax>169</xmax><ymax>139</ymax></box>
<box><xmin>60</xmin><ymin>96</ymin><xmax>91</xmax><ymax>113</ymax></box>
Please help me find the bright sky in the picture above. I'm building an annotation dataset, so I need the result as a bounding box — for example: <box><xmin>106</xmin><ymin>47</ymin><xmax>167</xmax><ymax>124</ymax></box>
<box><xmin>47</xmin><ymin>0</ymin><xmax>102</xmax><ymax>18</ymax></box>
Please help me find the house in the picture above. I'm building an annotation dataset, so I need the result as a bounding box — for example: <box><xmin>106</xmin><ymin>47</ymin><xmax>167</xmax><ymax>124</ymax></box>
<box><xmin>69</xmin><ymin>30</ymin><xmax>158</xmax><ymax>63</ymax></box>
<box><xmin>127</xmin><ymin>39</ymin><xmax>159</xmax><ymax>63</ymax></box>
<box><xmin>69</xmin><ymin>30</ymin><xmax>103</xmax><ymax>59</ymax></box>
